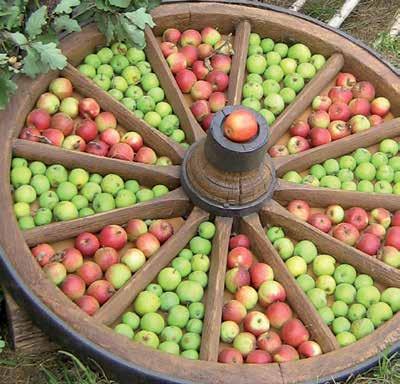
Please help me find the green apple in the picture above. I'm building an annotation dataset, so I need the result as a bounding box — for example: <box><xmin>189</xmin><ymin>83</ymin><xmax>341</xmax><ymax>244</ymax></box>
<box><xmin>167</xmin><ymin>305</ymin><xmax>190</xmax><ymax>328</ymax></box>
<box><xmin>371</xmin><ymin>152</ymin><xmax>388</xmax><ymax>168</ymax></box>
<box><xmin>161</xmin><ymin>325</ymin><xmax>182</xmax><ymax>343</ymax></box>
<box><xmin>134</xmin><ymin>291</ymin><xmax>160</xmax><ymax>315</ymax></box>
<box><xmin>286</xmin><ymin>256</ymin><xmax>307</xmax><ymax>277</ymax></box>
<box><xmin>67</xmin><ymin>168</ymin><xmax>88</xmax><ymax>190</ymax></box>
<box><xmin>259</xmin><ymin>109</ymin><xmax>275</xmax><ymax>125</ymax></box>
<box><xmin>332</xmin><ymin>300</ymin><xmax>348</xmax><ymax>317</ymax></box>
<box><xmin>316</xmin><ymin>275</ymin><xmax>336</xmax><ymax>294</ymax></box>
<box><xmin>140</xmin><ymin>312</ymin><xmax>165</xmax><ymax>334</ymax></box>
<box><xmin>134</xmin><ymin>330</ymin><xmax>159</xmax><ymax>348</ymax></box>
<box><xmin>14</xmin><ymin>202</ymin><xmax>30</xmax><ymax>218</ymax></box>
<box><xmin>18</xmin><ymin>216</ymin><xmax>35</xmax><ymax>230</ymax></box>
<box><xmin>30</xmin><ymin>174</ymin><xmax>50</xmax><ymax>195</ymax></box>
<box><xmin>381</xmin><ymin>287</ymin><xmax>400</xmax><ymax>312</ymax></box>
<box><xmin>84</xmin><ymin>53</ymin><xmax>101</xmax><ymax>68</ymax></box>
<box><xmin>248</xmin><ymin>32</ymin><xmax>261</xmax><ymax>46</ymax></box>
<box><xmin>332</xmin><ymin>316</ymin><xmax>351</xmax><ymax>335</ymax></box>
<box><xmin>53</xmin><ymin>201</ymin><xmax>78</xmax><ymax>221</ymax></box>
<box><xmin>188</xmin><ymin>302</ymin><xmax>204</xmax><ymax>320</ymax></box>
<box><xmin>274</xmin><ymin>43</ymin><xmax>288</xmax><ymax>58</ymax></box>
<box><xmin>137</xmin><ymin>96</ymin><xmax>156</xmax><ymax>113</ymax></box>
<box><xmin>333</xmin><ymin>264</ymin><xmax>357</xmax><ymax>284</ymax></box>
<box><xmin>110</xmin><ymin>54</ymin><xmax>129</xmax><ymax>74</ymax></box>
<box><xmin>284</xmin><ymin>73</ymin><xmax>305</xmax><ymax>93</ymax></box>
<box><xmin>29</xmin><ymin>161</ymin><xmax>46</xmax><ymax>175</ymax></box>
<box><xmin>323</xmin><ymin>159</ymin><xmax>340</xmax><ymax>175</ymax></box>
<box><xmin>266</xmin><ymin>226</ymin><xmax>285</xmax><ymax>242</ymax></box>
<box><xmin>288</xmin><ymin>43</ymin><xmax>311</xmax><ymax>63</ymax></box>
<box><xmin>374</xmin><ymin>181</ymin><xmax>392</xmax><ymax>194</ymax></box>
<box><xmin>280</xmin><ymin>58</ymin><xmax>297</xmax><ymax>75</ymax></box>
<box><xmin>12</xmin><ymin>158</ymin><xmax>28</xmax><ymax>168</ymax></box>
<box><xmin>293</xmin><ymin>240</ymin><xmax>317</xmax><ymax>263</ymax></box>
<box><xmin>121</xmin><ymin>97</ymin><xmax>136</xmax><ymax>111</ymax></box>
<box><xmin>393</xmin><ymin>182</ymin><xmax>400</xmax><ymax>194</ymax></box>
<box><xmin>310</xmin><ymin>54</ymin><xmax>326</xmax><ymax>70</ymax></box>
<box><xmin>302</xmin><ymin>175</ymin><xmax>319</xmax><ymax>186</ymax></box>
<box><xmin>356</xmin><ymin>286</ymin><xmax>381</xmax><ymax>308</ymax></box>
<box><xmin>389</xmin><ymin>156</ymin><xmax>400</xmax><ymax>171</ymax></box>
<box><xmin>351</xmin><ymin>318</ymin><xmax>374</xmax><ymax>340</ymax></box>
<box><xmin>126</xmin><ymin>85</ymin><xmax>144</xmax><ymax>100</ymax></box>
<box><xmin>122</xmin><ymin>66</ymin><xmax>141</xmax><ymax>85</ymax></box>
<box><xmin>46</xmin><ymin>164</ymin><xmax>68</xmax><ymax>187</ymax></box>
<box><xmin>189</xmin><ymin>271</ymin><xmax>208</xmax><ymax>288</ymax></box>
<box><xmin>101</xmin><ymin>174</ymin><xmax>124</xmax><ymax>196</ymax></box>
<box><xmin>158</xmin><ymin>341</ymin><xmax>180</xmax><ymax>355</ymax></box>
<box><xmin>80</xmin><ymin>182</ymin><xmax>101</xmax><ymax>201</ymax></box>
<box><xmin>179</xmin><ymin>248</ymin><xmax>193</xmax><ymax>260</ymax></box>
<box><xmin>160</xmin><ymin>292</ymin><xmax>180</xmax><ymax>312</ymax></box>
<box><xmin>264</xmin><ymin>64</ymin><xmax>284</xmax><ymax>82</ymax></box>
<box><xmin>78</xmin><ymin>64</ymin><xmax>96</xmax><ymax>79</ymax></box>
<box><xmin>181</xmin><ymin>332</ymin><xmax>201</xmax><ymax>351</ymax></box>
<box><xmin>310</xmin><ymin>164</ymin><xmax>326</xmax><ymax>179</ymax></box>
<box><xmin>108</xmin><ymin>89</ymin><xmax>124</xmax><ymax>102</ymax></box>
<box><xmin>339</xmin><ymin>155</ymin><xmax>357</xmax><ymax>170</ymax></box>
<box><xmin>34</xmin><ymin>207</ymin><xmax>52</xmax><ymax>226</ymax></box>
<box><xmin>347</xmin><ymin>303</ymin><xmax>366</xmax><ymax>322</ymax></box>
<box><xmin>141</xmin><ymin>73</ymin><xmax>159</xmax><ymax>91</ymax></box>
<box><xmin>11</xmin><ymin>166</ymin><xmax>32</xmax><ymax>187</ymax></box>
<box><xmin>97</xmin><ymin>47</ymin><xmax>113</xmax><ymax>64</ymax></box>
<box><xmin>92</xmin><ymin>192</ymin><xmax>115</xmax><ymax>212</ymax></box>
<box><xmin>283</xmin><ymin>171</ymin><xmax>302</xmax><ymax>183</ymax></box>
<box><xmin>198</xmin><ymin>221</ymin><xmax>216</xmax><ymax>239</ymax></box>
<box><xmin>115</xmin><ymin>189</ymin><xmax>136</xmax><ymax>208</ymax></box>
<box><xmin>353</xmin><ymin>148</ymin><xmax>371</xmax><ymax>164</ymax></box>
<box><xmin>338</xmin><ymin>169</ymin><xmax>354</xmax><ymax>182</ymax></box>
<box><xmin>242</xmin><ymin>97</ymin><xmax>261</xmax><ymax>111</ymax></box>
<box><xmin>274</xmin><ymin>237</ymin><xmax>294</xmax><ymax>260</ymax></box>
<box><xmin>318</xmin><ymin>306</ymin><xmax>335</xmax><ymax>325</ymax></box>
<box><xmin>342</xmin><ymin>181</ymin><xmax>357</xmax><ymax>191</ymax></box>
<box><xmin>79</xmin><ymin>207</ymin><xmax>94</xmax><ymax>217</ymax></box>
<box><xmin>136</xmin><ymin>61</ymin><xmax>152</xmax><ymax>75</ymax></box>
<box><xmin>39</xmin><ymin>190</ymin><xmax>59</xmax><ymax>209</ymax></box>
<box><xmin>320</xmin><ymin>175</ymin><xmax>341</xmax><ymax>189</ymax></box>
<box><xmin>266</xmin><ymin>51</ymin><xmax>281</xmax><ymax>65</ymax></box>
<box><xmin>14</xmin><ymin>185</ymin><xmax>36</xmax><ymax>203</ymax></box>
<box><xmin>261</xmin><ymin>38</ymin><xmax>274</xmax><ymax>53</ymax></box>
<box><xmin>307</xmin><ymin>287</ymin><xmax>327</xmax><ymax>309</ymax></box>
<box><xmin>122</xmin><ymin>311</ymin><xmax>140</xmax><ymax>330</ymax></box>
<box><xmin>157</xmin><ymin>267</ymin><xmax>181</xmax><ymax>291</ymax></box>
<box><xmin>243</xmin><ymin>81</ymin><xmax>263</xmax><ymax>99</ymax></box>
<box><xmin>190</xmin><ymin>236</ymin><xmax>212</xmax><ymax>255</ymax></box>
<box><xmin>89</xmin><ymin>173</ymin><xmax>102</xmax><ymax>184</ymax></box>
<box><xmin>379</xmin><ymin>139</ymin><xmax>398</xmax><ymax>158</ymax></box>
<box><xmin>152</xmin><ymin>184</ymin><xmax>169</xmax><ymax>198</ymax></box>
<box><xmin>148</xmin><ymin>87</ymin><xmax>165</xmax><ymax>103</ymax></box>
<box><xmin>296</xmin><ymin>62</ymin><xmax>316</xmax><ymax>79</ymax></box>
<box><xmin>357</xmin><ymin>180</ymin><xmax>374</xmax><ymax>193</ymax></box>
<box><xmin>93</xmin><ymin>74</ymin><xmax>111</xmax><ymax>91</ymax></box>
<box><xmin>246</xmin><ymin>73</ymin><xmax>263</xmax><ymax>84</ymax></box>
<box><xmin>335</xmin><ymin>283</ymin><xmax>356</xmax><ymax>304</ymax></box>
<box><xmin>114</xmin><ymin>323</ymin><xmax>134</xmax><ymax>339</ymax></box>
<box><xmin>313</xmin><ymin>254</ymin><xmax>336</xmax><ymax>276</ymax></box>
<box><xmin>155</xmin><ymin>102</ymin><xmax>172</xmax><ymax>117</ymax></box>
<box><xmin>170</xmin><ymin>129</ymin><xmax>185</xmax><ymax>143</ymax></box>
<box><xmin>355</xmin><ymin>162</ymin><xmax>376</xmax><ymax>181</ymax></box>
<box><xmin>336</xmin><ymin>331</ymin><xmax>356</xmax><ymax>347</ymax></box>
<box><xmin>127</xmin><ymin>47</ymin><xmax>146</xmax><ymax>64</ymax></box>
<box><xmin>56</xmin><ymin>181</ymin><xmax>78</xmax><ymax>201</ymax></box>
<box><xmin>159</xmin><ymin>114</ymin><xmax>180</xmax><ymax>135</ymax></box>
<box><xmin>280</xmin><ymin>87</ymin><xmax>296</xmax><ymax>103</ymax></box>
<box><xmin>176</xmin><ymin>280</ymin><xmax>204</xmax><ymax>303</ymax></box>
<box><xmin>146</xmin><ymin>283</ymin><xmax>162</xmax><ymax>296</ymax></box>
<box><xmin>246</xmin><ymin>54</ymin><xmax>267</xmax><ymax>74</ymax></box>
<box><xmin>71</xmin><ymin>195</ymin><xmax>88</xmax><ymax>210</ymax></box>
<box><xmin>181</xmin><ymin>350</ymin><xmax>199</xmax><ymax>360</ymax></box>
<box><xmin>376</xmin><ymin>164</ymin><xmax>394</xmax><ymax>182</ymax></box>
<box><xmin>354</xmin><ymin>274</ymin><xmax>374</xmax><ymax>289</ymax></box>
<box><xmin>136</xmin><ymin>188</ymin><xmax>155</xmax><ymax>202</ymax></box>
<box><xmin>297</xmin><ymin>274</ymin><xmax>315</xmax><ymax>292</ymax></box>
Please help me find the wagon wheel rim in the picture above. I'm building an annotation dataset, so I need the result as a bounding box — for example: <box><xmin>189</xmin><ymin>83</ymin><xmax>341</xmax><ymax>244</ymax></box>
<box><xmin>0</xmin><ymin>2</ymin><xmax>399</xmax><ymax>384</ymax></box>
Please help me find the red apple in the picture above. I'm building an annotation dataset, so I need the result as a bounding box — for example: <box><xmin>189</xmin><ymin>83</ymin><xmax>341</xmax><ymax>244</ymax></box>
<box><xmin>61</xmin><ymin>274</ymin><xmax>86</xmax><ymax>300</ymax></box>
<box><xmin>31</xmin><ymin>243</ymin><xmax>55</xmax><ymax>267</ymax></box>
<box><xmin>209</xmin><ymin>92</ymin><xmax>226</xmax><ymax>112</ymax></box>
<box><xmin>245</xmin><ymin>350</ymin><xmax>272</xmax><ymax>364</ymax></box>
<box><xmin>392</xmin><ymin>211</ymin><xmax>400</xmax><ymax>226</ymax></box>
<box><xmin>328</xmin><ymin>86</ymin><xmax>353</xmax><ymax>104</ymax></box>
<box><xmin>273</xmin><ymin>345</ymin><xmax>299</xmax><ymax>362</ymax></box>
<box><xmin>265</xmin><ymin>302</ymin><xmax>293</xmax><ymax>329</ymax></box>
<box><xmin>175</xmin><ymin>69</ymin><xmax>197</xmax><ymax>93</ymax></box>
<box><xmin>59</xmin><ymin>247</ymin><xmax>83</xmax><ymax>272</ymax></box>
<box><xmin>202</xmin><ymin>113</ymin><xmax>214</xmax><ymax>131</ymax></box>
<box><xmin>287</xmin><ymin>136</ymin><xmax>310</xmax><ymax>154</ymax></box>
<box><xmin>222</xmin><ymin>299</ymin><xmax>247</xmax><ymax>323</ymax></box>
<box><xmin>312</xmin><ymin>95</ymin><xmax>332</xmax><ymax>112</ymax></box>
<box><xmin>310</xmin><ymin>127</ymin><xmax>332</xmax><ymax>147</ymax></box>
<box><xmin>371</xmin><ymin>97</ymin><xmax>391</xmax><ymax>117</ymax></box>
<box><xmin>108</xmin><ymin>142</ymin><xmax>134</xmax><ymax>161</ymax></box>
<box><xmin>197</xmin><ymin>43</ymin><xmax>213</xmax><ymax>60</ymax></box>
<box><xmin>94</xmin><ymin>247</ymin><xmax>119</xmax><ymax>272</ymax></box>
<box><xmin>308</xmin><ymin>213</ymin><xmax>332</xmax><ymax>233</ymax></box>
<box><xmin>76</xmin><ymin>119</ymin><xmax>98</xmax><ymax>142</ymax></box>
<box><xmin>180</xmin><ymin>45</ymin><xmax>198</xmax><ymax>66</ymax></box>
<box><xmin>149</xmin><ymin>219</ymin><xmax>174</xmax><ymax>243</ymax></box>
<box><xmin>135</xmin><ymin>146</ymin><xmax>157</xmax><ymax>164</ymax></box>
<box><xmin>289</xmin><ymin>121</ymin><xmax>310</xmax><ymax>137</ymax></box>
<box><xmin>192</xmin><ymin>60</ymin><xmax>209</xmax><ymax>80</ymax></box>
<box><xmin>211</xmin><ymin>54</ymin><xmax>231</xmax><ymax>73</ymax></box>
<box><xmin>287</xmin><ymin>200</ymin><xmax>310</xmax><ymax>221</ymax></box>
<box><xmin>126</xmin><ymin>218</ymin><xmax>148</xmax><ymax>241</ymax></box>
<box><xmin>223</xmin><ymin>109</ymin><xmax>258</xmax><ymax>143</ymax></box>
<box><xmin>218</xmin><ymin>348</ymin><xmax>243</xmax><ymax>364</ymax></box>
<box><xmin>364</xmin><ymin>223</ymin><xmax>386</xmax><ymax>240</ymax></box>
<box><xmin>79</xmin><ymin>98</ymin><xmax>100</xmax><ymax>119</ymax></box>
<box><xmin>27</xmin><ymin>108</ymin><xmax>51</xmax><ymax>131</ymax></box>
<box><xmin>77</xmin><ymin>260</ymin><xmax>103</xmax><ymax>285</ymax></box>
<box><xmin>352</xmin><ymin>81</ymin><xmax>375</xmax><ymax>101</ymax></box>
<box><xmin>49</xmin><ymin>77</ymin><xmax>73</xmax><ymax>100</ymax></box>
<box><xmin>190</xmin><ymin>80</ymin><xmax>213</xmax><ymax>100</ymax></box>
<box><xmin>121</xmin><ymin>132</ymin><xmax>143</xmax><ymax>151</ymax></box>
<box><xmin>41</xmin><ymin>128</ymin><xmax>64</xmax><ymax>146</ymax></box>
<box><xmin>269</xmin><ymin>144</ymin><xmax>289</xmax><ymax>157</ymax></box>
<box><xmin>227</xmin><ymin>247</ymin><xmax>254</xmax><ymax>270</ymax></box>
<box><xmin>250</xmin><ymin>263</ymin><xmax>274</xmax><ymax>289</ymax></box>
<box><xmin>167</xmin><ymin>52</ymin><xmax>187</xmax><ymax>74</ymax></box>
<box><xmin>225</xmin><ymin>267</ymin><xmax>251</xmax><ymax>293</ymax></box>
<box><xmin>257</xmin><ymin>330</ymin><xmax>282</xmax><ymax>354</ymax></box>
<box><xmin>19</xmin><ymin>126</ymin><xmax>40</xmax><ymax>142</ymax></box>
<box><xmin>280</xmin><ymin>319</ymin><xmax>309</xmax><ymax>347</ymax></box>
<box><xmin>243</xmin><ymin>311</ymin><xmax>270</xmax><ymax>336</ymax></box>
<box><xmin>100</xmin><ymin>128</ymin><xmax>120</xmax><ymax>146</ymax></box>
<box><xmin>76</xmin><ymin>295</ymin><xmax>100</xmax><ymax>316</ymax></box>
<box><xmin>50</xmin><ymin>112</ymin><xmax>74</xmax><ymax>136</ymax></box>
<box><xmin>162</xmin><ymin>28</ymin><xmax>181</xmax><ymax>44</ymax></box>
<box><xmin>336</xmin><ymin>72</ymin><xmax>356</xmax><ymax>88</ymax></box>
<box><xmin>369</xmin><ymin>207</ymin><xmax>391</xmax><ymax>229</ymax></box>
<box><xmin>206</xmin><ymin>70</ymin><xmax>229</xmax><ymax>92</ymax></box>
<box><xmin>75</xmin><ymin>232</ymin><xmax>100</xmax><ymax>257</ymax></box>
<box><xmin>98</xmin><ymin>225</ymin><xmax>127</xmax><ymax>250</ymax></box>
<box><xmin>385</xmin><ymin>226</ymin><xmax>400</xmax><ymax>250</ymax></box>
<box><xmin>190</xmin><ymin>100</ymin><xmax>210</xmax><ymax>122</ymax></box>
<box><xmin>327</xmin><ymin>120</ymin><xmax>350</xmax><ymax>140</ymax></box>
<box><xmin>258</xmin><ymin>280</ymin><xmax>286</xmax><ymax>306</ymax></box>
<box><xmin>332</xmin><ymin>223</ymin><xmax>360</xmax><ymax>246</ymax></box>
<box><xmin>356</xmin><ymin>233</ymin><xmax>381</xmax><ymax>255</ymax></box>
<box><xmin>328</xmin><ymin>102</ymin><xmax>351</xmax><ymax>121</ymax></box>
<box><xmin>160</xmin><ymin>41</ymin><xmax>178</xmax><ymax>58</ymax></box>
<box><xmin>349</xmin><ymin>98</ymin><xmax>371</xmax><ymax>116</ymax></box>
<box><xmin>136</xmin><ymin>232</ymin><xmax>160</xmax><ymax>257</ymax></box>
<box><xmin>368</xmin><ymin>114</ymin><xmax>384</xmax><ymax>127</ymax></box>
<box><xmin>85</xmin><ymin>140</ymin><xmax>109</xmax><ymax>157</ymax></box>
<box><xmin>229</xmin><ymin>234</ymin><xmax>250</xmax><ymax>249</ymax></box>
<box><xmin>86</xmin><ymin>279</ymin><xmax>115</xmax><ymax>304</ymax></box>
<box><xmin>298</xmin><ymin>341</ymin><xmax>322</xmax><ymax>358</ymax></box>
<box><xmin>308</xmin><ymin>110</ymin><xmax>330</xmax><ymax>129</ymax></box>
<box><xmin>344</xmin><ymin>207</ymin><xmax>369</xmax><ymax>230</ymax></box>
<box><xmin>180</xmin><ymin>29</ymin><xmax>202</xmax><ymax>47</ymax></box>
<box><xmin>95</xmin><ymin>111</ymin><xmax>117</xmax><ymax>132</ymax></box>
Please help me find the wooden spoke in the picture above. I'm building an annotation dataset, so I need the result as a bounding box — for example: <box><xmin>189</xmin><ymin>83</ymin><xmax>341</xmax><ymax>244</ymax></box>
<box><xmin>93</xmin><ymin>206</ymin><xmax>209</xmax><ymax>325</ymax></box>
<box><xmin>267</xmin><ymin>53</ymin><xmax>344</xmax><ymax>150</ymax></box>
<box><xmin>274</xmin><ymin>118</ymin><xmax>400</xmax><ymax>176</ymax></box>
<box><xmin>13</xmin><ymin>139</ymin><xmax>180</xmax><ymax>190</ymax></box>
<box><xmin>61</xmin><ymin>64</ymin><xmax>185</xmax><ymax>163</ymax></box>
<box><xmin>200</xmin><ymin>216</ymin><xmax>233</xmax><ymax>361</ymax></box>
<box><xmin>262</xmin><ymin>200</ymin><xmax>400</xmax><ymax>287</ymax></box>
<box><xmin>227</xmin><ymin>20</ymin><xmax>251</xmax><ymax>105</ymax></box>
<box><xmin>144</xmin><ymin>26</ymin><xmax>206</xmax><ymax>143</ymax></box>
<box><xmin>23</xmin><ymin>188</ymin><xmax>191</xmax><ymax>247</ymax></box>
<box><xmin>240</xmin><ymin>212</ymin><xmax>339</xmax><ymax>353</ymax></box>
<box><xmin>274</xmin><ymin>179</ymin><xmax>400</xmax><ymax>211</ymax></box>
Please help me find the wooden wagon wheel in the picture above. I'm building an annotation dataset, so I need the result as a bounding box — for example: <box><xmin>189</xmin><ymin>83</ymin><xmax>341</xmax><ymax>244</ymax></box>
<box><xmin>0</xmin><ymin>1</ymin><xmax>399</xmax><ymax>383</ymax></box>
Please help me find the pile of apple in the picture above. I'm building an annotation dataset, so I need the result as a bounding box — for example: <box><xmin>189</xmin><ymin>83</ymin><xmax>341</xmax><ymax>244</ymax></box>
<box><xmin>283</xmin><ymin>138</ymin><xmax>400</xmax><ymax>194</ymax></box>
<box><xmin>218</xmin><ymin>234</ymin><xmax>322</xmax><ymax>364</ymax></box>
<box><xmin>161</xmin><ymin>27</ymin><xmax>232</xmax><ymax>131</ymax></box>
<box><xmin>287</xmin><ymin>199</ymin><xmax>400</xmax><ymax>266</ymax></box>
<box><xmin>243</xmin><ymin>33</ymin><xmax>325</xmax><ymax>126</ymax></box>
<box><xmin>267</xmin><ymin>226</ymin><xmax>400</xmax><ymax>347</ymax></box>
<box><xmin>31</xmin><ymin>219</ymin><xmax>173</xmax><ymax>315</ymax></box>
<box><xmin>11</xmin><ymin>157</ymin><xmax>168</xmax><ymax>229</ymax></box>
<box><xmin>20</xmin><ymin>79</ymin><xmax>170</xmax><ymax>166</ymax></box>
<box><xmin>79</xmin><ymin>43</ymin><xmax>187</xmax><ymax>146</ymax></box>
<box><xmin>112</xmin><ymin>221</ymin><xmax>215</xmax><ymax>360</ymax></box>
<box><xmin>269</xmin><ymin>73</ymin><xmax>392</xmax><ymax>157</ymax></box>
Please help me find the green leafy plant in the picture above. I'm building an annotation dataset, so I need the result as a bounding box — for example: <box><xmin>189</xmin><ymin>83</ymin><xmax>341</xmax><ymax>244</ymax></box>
<box><xmin>0</xmin><ymin>0</ymin><xmax>159</xmax><ymax>110</ymax></box>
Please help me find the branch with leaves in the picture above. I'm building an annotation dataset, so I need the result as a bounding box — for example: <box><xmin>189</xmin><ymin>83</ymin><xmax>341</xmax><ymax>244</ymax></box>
<box><xmin>0</xmin><ymin>0</ymin><xmax>159</xmax><ymax>110</ymax></box>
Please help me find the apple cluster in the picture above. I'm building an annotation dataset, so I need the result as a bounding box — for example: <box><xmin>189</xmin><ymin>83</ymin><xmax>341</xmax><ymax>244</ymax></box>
<box><xmin>161</xmin><ymin>27</ymin><xmax>232</xmax><ymax>130</ymax></box>
<box><xmin>288</xmin><ymin>200</ymin><xmax>400</xmax><ymax>267</ymax></box>
<box><xmin>283</xmin><ymin>138</ymin><xmax>400</xmax><ymax>194</ymax></box>
<box><xmin>218</xmin><ymin>234</ymin><xmax>322</xmax><ymax>364</ymax></box>
<box><xmin>242</xmin><ymin>33</ymin><xmax>325</xmax><ymax>125</ymax></box>
<box><xmin>79</xmin><ymin>43</ymin><xmax>187</xmax><ymax>146</ymax></box>
<box><xmin>20</xmin><ymin>77</ymin><xmax>170</xmax><ymax>165</ymax></box>
<box><xmin>112</xmin><ymin>221</ymin><xmax>215</xmax><ymax>359</ymax></box>
<box><xmin>11</xmin><ymin>157</ymin><xmax>168</xmax><ymax>229</ymax></box>
<box><xmin>31</xmin><ymin>219</ymin><xmax>173</xmax><ymax>315</ymax></box>
<box><xmin>267</xmin><ymin>226</ymin><xmax>400</xmax><ymax>347</ymax></box>
<box><xmin>269</xmin><ymin>74</ymin><xmax>392</xmax><ymax>157</ymax></box>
